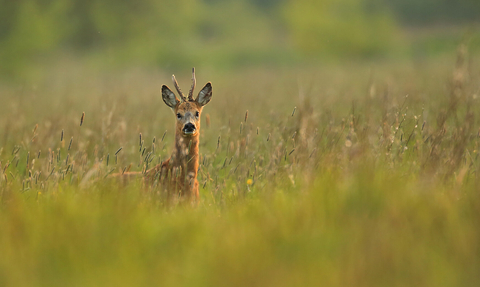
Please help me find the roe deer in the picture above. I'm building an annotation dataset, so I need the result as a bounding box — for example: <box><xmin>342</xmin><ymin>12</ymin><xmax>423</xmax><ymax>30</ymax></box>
<box><xmin>142</xmin><ymin>68</ymin><xmax>212</xmax><ymax>201</ymax></box>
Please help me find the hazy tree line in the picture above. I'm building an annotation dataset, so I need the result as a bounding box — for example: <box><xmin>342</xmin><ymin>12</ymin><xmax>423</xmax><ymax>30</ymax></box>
<box><xmin>0</xmin><ymin>0</ymin><xmax>478</xmax><ymax>75</ymax></box>
<box><xmin>381</xmin><ymin>0</ymin><xmax>480</xmax><ymax>25</ymax></box>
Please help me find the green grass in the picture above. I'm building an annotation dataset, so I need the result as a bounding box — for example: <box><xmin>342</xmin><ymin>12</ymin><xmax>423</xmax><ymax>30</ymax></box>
<box><xmin>0</xmin><ymin>51</ymin><xmax>480</xmax><ymax>286</ymax></box>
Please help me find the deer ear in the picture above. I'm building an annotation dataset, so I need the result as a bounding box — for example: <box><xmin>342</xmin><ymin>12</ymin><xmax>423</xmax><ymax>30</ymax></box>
<box><xmin>162</xmin><ymin>85</ymin><xmax>179</xmax><ymax>108</ymax></box>
<box><xmin>196</xmin><ymin>82</ymin><xmax>212</xmax><ymax>106</ymax></box>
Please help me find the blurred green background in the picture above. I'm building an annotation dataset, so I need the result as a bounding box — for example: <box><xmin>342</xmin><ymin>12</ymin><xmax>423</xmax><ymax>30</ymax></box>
<box><xmin>0</xmin><ymin>0</ymin><xmax>479</xmax><ymax>78</ymax></box>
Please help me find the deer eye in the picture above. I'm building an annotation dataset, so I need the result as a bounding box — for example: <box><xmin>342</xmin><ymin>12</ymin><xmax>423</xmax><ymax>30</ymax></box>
<box><xmin>176</xmin><ymin>113</ymin><xmax>182</xmax><ymax>119</ymax></box>
<box><xmin>195</xmin><ymin>111</ymin><xmax>199</xmax><ymax>118</ymax></box>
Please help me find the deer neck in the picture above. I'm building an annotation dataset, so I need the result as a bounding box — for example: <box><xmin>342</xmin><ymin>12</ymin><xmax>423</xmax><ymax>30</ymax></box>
<box><xmin>172</xmin><ymin>133</ymin><xmax>200</xmax><ymax>176</ymax></box>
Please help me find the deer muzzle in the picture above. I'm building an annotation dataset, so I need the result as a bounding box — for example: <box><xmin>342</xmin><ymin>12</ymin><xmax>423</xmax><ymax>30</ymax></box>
<box><xmin>183</xmin><ymin>123</ymin><xmax>196</xmax><ymax>135</ymax></box>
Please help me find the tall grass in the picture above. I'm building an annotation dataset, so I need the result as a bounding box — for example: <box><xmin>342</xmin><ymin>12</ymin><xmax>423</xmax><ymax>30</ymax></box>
<box><xmin>0</xmin><ymin>50</ymin><xmax>479</xmax><ymax>286</ymax></box>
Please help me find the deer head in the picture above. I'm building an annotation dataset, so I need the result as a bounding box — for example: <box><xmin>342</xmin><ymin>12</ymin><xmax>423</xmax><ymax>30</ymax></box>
<box><xmin>161</xmin><ymin>68</ymin><xmax>212</xmax><ymax>137</ymax></box>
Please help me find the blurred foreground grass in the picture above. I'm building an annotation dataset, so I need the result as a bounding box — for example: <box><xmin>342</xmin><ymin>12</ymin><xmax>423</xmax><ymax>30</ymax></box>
<box><xmin>2</xmin><ymin>170</ymin><xmax>479</xmax><ymax>287</ymax></box>
<box><xmin>0</xmin><ymin>51</ymin><xmax>480</xmax><ymax>286</ymax></box>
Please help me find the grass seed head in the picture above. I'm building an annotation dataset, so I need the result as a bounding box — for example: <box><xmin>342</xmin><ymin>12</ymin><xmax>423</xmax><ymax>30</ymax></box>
<box><xmin>80</xmin><ymin>112</ymin><xmax>85</xmax><ymax>126</ymax></box>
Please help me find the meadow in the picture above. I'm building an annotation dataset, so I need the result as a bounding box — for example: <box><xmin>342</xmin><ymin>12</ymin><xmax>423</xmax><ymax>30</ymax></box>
<box><xmin>0</xmin><ymin>49</ymin><xmax>480</xmax><ymax>286</ymax></box>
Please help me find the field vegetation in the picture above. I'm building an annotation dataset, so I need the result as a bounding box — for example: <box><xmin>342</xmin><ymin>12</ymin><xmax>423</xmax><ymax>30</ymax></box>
<box><xmin>1</xmin><ymin>0</ymin><xmax>480</xmax><ymax>285</ymax></box>
<box><xmin>0</xmin><ymin>47</ymin><xmax>479</xmax><ymax>286</ymax></box>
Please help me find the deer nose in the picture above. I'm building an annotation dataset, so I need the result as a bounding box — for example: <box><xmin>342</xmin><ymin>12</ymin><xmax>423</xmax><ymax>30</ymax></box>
<box><xmin>183</xmin><ymin>123</ymin><xmax>196</xmax><ymax>134</ymax></box>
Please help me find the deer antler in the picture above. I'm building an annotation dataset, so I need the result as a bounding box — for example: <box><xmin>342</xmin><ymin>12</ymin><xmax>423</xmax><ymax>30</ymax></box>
<box><xmin>188</xmin><ymin>67</ymin><xmax>196</xmax><ymax>101</ymax></box>
<box><xmin>172</xmin><ymin>75</ymin><xmax>187</xmax><ymax>102</ymax></box>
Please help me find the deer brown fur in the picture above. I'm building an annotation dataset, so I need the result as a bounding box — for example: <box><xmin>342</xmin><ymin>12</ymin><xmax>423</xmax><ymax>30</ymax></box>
<box><xmin>143</xmin><ymin>68</ymin><xmax>212</xmax><ymax>201</ymax></box>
